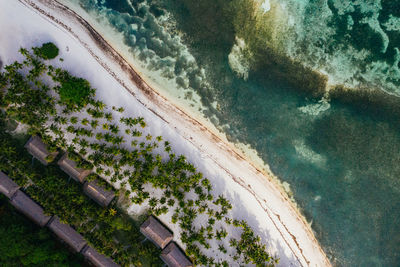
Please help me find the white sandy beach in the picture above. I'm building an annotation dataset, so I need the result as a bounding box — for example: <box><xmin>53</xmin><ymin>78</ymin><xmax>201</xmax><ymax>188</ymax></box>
<box><xmin>0</xmin><ymin>0</ymin><xmax>330</xmax><ymax>266</ymax></box>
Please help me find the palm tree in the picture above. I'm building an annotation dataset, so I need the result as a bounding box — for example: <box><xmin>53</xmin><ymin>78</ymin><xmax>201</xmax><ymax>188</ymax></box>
<box><xmin>70</xmin><ymin>116</ymin><xmax>78</xmax><ymax>124</ymax></box>
<box><xmin>131</xmin><ymin>129</ymin><xmax>142</xmax><ymax>137</ymax></box>
<box><xmin>110</xmin><ymin>124</ymin><xmax>119</xmax><ymax>134</ymax></box>
<box><xmin>105</xmin><ymin>112</ymin><xmax>113</xmax><ymax>121</ymax></box>
<box><xmin>90</xmin><ymin>119</ymin><xmax>99</xmax><ymax>129</ymax></box>
<box><xmin>59</xmin><ymin>116</ymin><xmax>67</xmax><ymax>125</ymax></box>
<box><xmin>96</xmin><ymin>132</ymin><xmax>104</xmax><ymax>141</ymax></box>
<box><xmin>93</xmin><ymin>100</ymin><xmax>106</xmax><ymax>110</ymax></box>
<box><xmin>67</xmin><ymin>125</ymin><xmax>75</xmax><ymax>133</ymax></box>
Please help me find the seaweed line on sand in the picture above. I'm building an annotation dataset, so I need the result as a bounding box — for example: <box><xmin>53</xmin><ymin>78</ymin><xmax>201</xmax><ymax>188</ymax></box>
<box><xmin>18</xmin><ymin>0</ymin><xmax>331</xmax><ymax>265</ymax></box>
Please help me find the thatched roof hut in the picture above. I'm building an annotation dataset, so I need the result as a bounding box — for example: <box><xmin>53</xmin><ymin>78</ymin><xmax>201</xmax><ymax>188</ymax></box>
<box><xmin>0</xmin><ymin>171</ymin><xmax>19</xmax><ymax>199</ymax></box>
<box><xmin>24</xmin><ymin>136</ymin><xmax>58</xmax><ymax>165</ymax></box>
<box><xmin>140</xmin><ymin>215</ymin><xmax>173</xmax><ymax>249</ymax></box>
<box><xmin>81</xmin><ymin>245</ymin><xmax>120</xmax><ymax>267</ymax></box>
<box><xmin>57</xmin><ymin>153</ymin><xmax>91</xmax><ymax>183</ymax></box>
<box><xmin>47</xmin><ymin>216</ymin><xmax>87</xmax><ymax>253</ymax></box>
<box><xmin>83</xmin><ymin>180</ymin><xmax>115</xmax><ymax>207</ymax></box>
<box><xmin>10</xmin><ymin>190</ymin><xmax>51</xmax><ymax>227</ymax></box>
<box><xmin>160</xmin><ymin>242</ymin><xmax>193</xmax><ymax>267</ymax></box>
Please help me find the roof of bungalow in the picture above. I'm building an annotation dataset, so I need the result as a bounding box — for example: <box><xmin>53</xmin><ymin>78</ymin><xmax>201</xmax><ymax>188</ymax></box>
<box><xmin>24</xmin><ymin>136</ymin><xmax>58</xmax><ymax>165</ymax></box>
<box><xmin>160</xmin><ymin>242</ymin><xmax>193</xmax><ymax>267</ymax></box>
<box><xmin>81</xmin><ymin>245</ymin><xmax>120</xmax><ymax>267</ymax></box>
<box><xmin>10</xmin><ymin>190</ymin><xmax>52</xmax><ymax>227</ymax></box>
<box><xmin>58</xmin><ymin>153</ymin><xmax>91</xmax><ymax>183</ymax></box>
<box><xmin>47</xmin><ymin>216</ymin><xmax>87</xmax><ymax>253</ymax></box>
<box><xmin>140</xmin><ymin>215</ymin><xmax>173</xmax><ymax>249</ymax></box>
<box><xmin>83</xmin><ymin>179</ymin><xmax>115</xmax><ymax>207</ymax></box>
<box><xmin>0</xmin><ymin>171</ymin><xmax>19</xmax><ymax>199</ymax></box>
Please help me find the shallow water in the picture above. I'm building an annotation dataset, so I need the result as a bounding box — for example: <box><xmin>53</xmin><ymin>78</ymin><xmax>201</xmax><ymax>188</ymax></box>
<box><xmin>62</xmin><ymin>0</ymin><xmax>400</xmax><ymax>265</ymax></box>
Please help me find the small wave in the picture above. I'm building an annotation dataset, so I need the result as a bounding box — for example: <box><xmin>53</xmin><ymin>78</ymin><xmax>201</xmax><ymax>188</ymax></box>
<box><xmin>293</xmin><ymin>139</ymin><xmax>327</xmax><ymax>168</ymax></box>
<box><xmin>260</xmin><ymin>0</ymin><xmax>271</xmax><ymax>13</ymax></box>
<box><xmin>228</xmin><ymin>37</ymin><xmax>252</xmax><ymax>80</ymax></box>
<box><xmin>298</xmin><ymin>98</ymin><xmax>330</xmax><ymax>116</ymax></box>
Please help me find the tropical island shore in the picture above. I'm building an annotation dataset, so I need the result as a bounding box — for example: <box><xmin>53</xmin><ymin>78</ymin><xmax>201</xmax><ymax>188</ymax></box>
<box><xmin>0</xmin><ymin>0</ymin><xmax>330</xmax><ymax>266</ymax></box>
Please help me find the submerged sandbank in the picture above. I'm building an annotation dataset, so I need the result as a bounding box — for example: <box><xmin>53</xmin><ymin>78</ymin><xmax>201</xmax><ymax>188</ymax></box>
<box><xmin>1</xmin><ymin>0</ymin><xmax>330</xmax><ymax>265</ymax></box>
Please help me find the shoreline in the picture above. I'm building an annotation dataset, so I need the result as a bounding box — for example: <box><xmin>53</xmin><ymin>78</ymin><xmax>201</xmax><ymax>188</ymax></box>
<box><xmin>11</xmin><ymin>0</ymin><xmax>330</xmax><ymax>265</ymax></box>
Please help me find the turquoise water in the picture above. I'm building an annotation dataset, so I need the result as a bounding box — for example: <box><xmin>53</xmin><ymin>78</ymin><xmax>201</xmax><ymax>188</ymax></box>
<box><xmin>63</xmin><ymin>0</ymin><xmax>400</xmax><ymax>266</ymax></box>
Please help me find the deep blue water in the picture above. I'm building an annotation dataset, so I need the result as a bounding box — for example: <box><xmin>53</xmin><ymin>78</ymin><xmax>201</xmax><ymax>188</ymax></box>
<box><xmin>63</xmin><ymin>0</ymin><xmax>400</xmax><ymax>266</ymax></box>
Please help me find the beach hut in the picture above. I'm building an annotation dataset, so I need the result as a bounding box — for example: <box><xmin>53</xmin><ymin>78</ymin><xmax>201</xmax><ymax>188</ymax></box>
<box><xmin>83</xmin><ymin>179</ymin><xmax>115</xmax><ymax>207</ymax></box>
<box><xmin>24</xmin><ymin>136</ymin><xmax>58</xmax><ymax>165</ymax></box>
<box><xmin>58</xmin><ymin>153</ymin><xmax>91</xmax><ymax>183</ymax></box>
<box><xmin>160</xmin><ymin>242</ymin><xmax>193</xmax><ymax>267</ymax></box>
<box><xmin>81</xmin><ymin>245</ymin><xmax>120</xmax><ymax>267</ymax></box>
<box><xmin>47</xmin><ymin>216</ymin><xmax>87</xmax><ymax>253</ymax></box>
<box><xmin>140</xmin><ymin>215</ymin><xmax>173</xmax><ymax>249</ymax></box>
<box><xmin>10</xmin><ymin>190</ymin><xmax>52</xmax><ymax>227</ymax></box>
<box><xmin>0</xmin><ymin>171</ymin><xmax>19</xmax><ymax>199</ymax></box>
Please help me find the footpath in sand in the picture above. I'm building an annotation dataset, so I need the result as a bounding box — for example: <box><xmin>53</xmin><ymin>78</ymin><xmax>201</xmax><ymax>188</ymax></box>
<box><xmin>0</xmin><ymin>0</ymin><xmax>330</xmax><ymax>266</ymax></box>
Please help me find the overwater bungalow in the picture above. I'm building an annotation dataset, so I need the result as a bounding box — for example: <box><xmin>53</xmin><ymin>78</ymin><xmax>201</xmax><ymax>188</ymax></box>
<box><xmin>83</xmin><ymin>179</ymin><xmax>115</xmax><ymax>207</ymax></box>
<box><xmin>160</xmin><ymin>242</ymin><xmax>193</xmax><ymax>267</ymax></box>
<box><xmin>81</xmin><ymin>245</ymin><xmax>120</xmax><ymax>267</ymax></box>
<box><xmin>58</xmin><ymin>153</ymin><xmax>91</xmax><ymax>183</ymax></box>
<box><xmin>0</xmin><ymin>171</ymin><xmax>19</xmax><ymax>199</ymax></box>
<box><xmin>10</xmin><ymin>190</ymin><xmax>52</xmax><ymax>227</ymax></box>
<box><xmin>24</xmin><ymin>136</ymin><xmax>58</xmax><ymax>165</ymax></box>
<box><xmin>140</xmin><ymin>215</ymin><xmax>173</xmax><ymax>249</ymax></box>
<box><xmin>47</xmin><ymin>216</ymin><xmax>87</xmax><ymax>253</ymax></box>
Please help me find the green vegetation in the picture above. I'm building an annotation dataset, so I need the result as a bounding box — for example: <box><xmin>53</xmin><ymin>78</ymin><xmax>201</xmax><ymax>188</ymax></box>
<box><xmin>33</xmin><ymin>42</ymin><xmax>59</xmax><ymax>60</ymax></box>
<box><xmin>0</xmin><ymin>114</ymin><xmax>162</xmax><ymax>266</ymax></box>
<box><xmin>52</xmin><ymin>69</ymin><xmax>95</xmax><ymax>109</ymax></box>
<box><xmin>0</xmin><ymin>195</ymin><xmax>84</xmax><ymax>267</ymax></box>
<box><xmin>0</xmin><ymin>43</ymin><xmax>278</xmax><ymax>266</ymax></box>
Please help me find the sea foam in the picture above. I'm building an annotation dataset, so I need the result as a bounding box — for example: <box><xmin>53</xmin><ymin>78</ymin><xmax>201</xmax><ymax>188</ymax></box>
<box><xmin>228</xmin><ymin>37</ymin><xmax>252</xmax><ymax>80</ymax></box>
<box><xmin>261</xmin><ymin>0</ymin><xmax>271</xmax><ymax>13</ymax></box>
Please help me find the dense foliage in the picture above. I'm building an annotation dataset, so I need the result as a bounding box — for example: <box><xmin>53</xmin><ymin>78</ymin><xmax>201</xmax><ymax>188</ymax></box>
<box><xmin>0</xmin><ymin>195</ymin><xmax>84</xmax><ymax>267</ymax></box>
<box><xmin>33</xmin><ymin>42</ymin><xmax>59</xmax><ymax>60</ymax></box>
<box><xmin>0</xmin><ymin>113</ymin><xmax>162</xmax><ymax>266</ymax></box>
<box><xmin>53</xmin><ymin>69</ymin><xmax>95</xmax><ymax>109</ymax></box>
<box><xmin>0</xmin><ymin>44</ymin><xmax>278</xmax><ymax>266</ymax></box>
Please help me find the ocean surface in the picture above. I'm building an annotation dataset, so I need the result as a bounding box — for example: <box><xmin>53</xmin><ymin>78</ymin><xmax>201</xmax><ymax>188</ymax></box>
<box><xmin>61</xmin><ymin>0</ymin><xmax>400</xmax><ymax>266</ymax></box>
